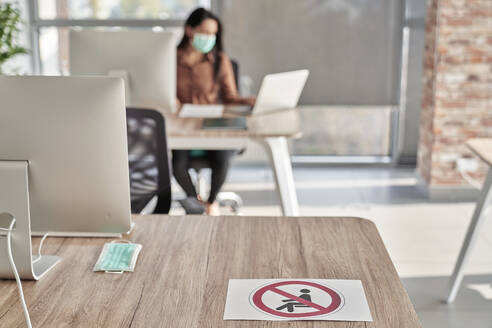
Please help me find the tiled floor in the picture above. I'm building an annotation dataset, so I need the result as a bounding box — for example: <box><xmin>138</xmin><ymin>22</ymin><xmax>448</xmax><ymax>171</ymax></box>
<box><xmin>171</xmin><ymin>165</ymin><xmax>492</xmax><ymax>327</ymax></box>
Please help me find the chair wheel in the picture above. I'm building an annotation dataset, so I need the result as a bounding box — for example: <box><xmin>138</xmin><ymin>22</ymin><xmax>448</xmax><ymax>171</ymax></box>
<box><xmin>217</xmin><ymin>192</ymin><xmax>243</xmax><ymax>213</ymax></box>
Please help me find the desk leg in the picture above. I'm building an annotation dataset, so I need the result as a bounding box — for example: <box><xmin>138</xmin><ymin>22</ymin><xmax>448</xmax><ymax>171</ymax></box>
<box><xmin>257</xmin><ymin>137</ymin><xmax>299</xmax><ymax>216</ymax></box>
<box><xmin>446</xmin><ymin>168</ymin><xmax>492</xmax><ymax>303</ymax></box>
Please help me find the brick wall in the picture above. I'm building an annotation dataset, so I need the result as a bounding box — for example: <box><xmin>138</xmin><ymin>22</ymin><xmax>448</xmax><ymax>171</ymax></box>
<box><xmin>418</xmin><ymin>0</ymin><xmax>492</xmax><ymax>186</ymax></box>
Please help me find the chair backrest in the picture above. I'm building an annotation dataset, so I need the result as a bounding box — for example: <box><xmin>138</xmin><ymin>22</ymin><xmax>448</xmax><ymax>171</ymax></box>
<box><xmin>126</xmin><ymin>107</ymin><xmax>171</xmax><ymax>214</ymax></box>
<box><xmin>230</xmin><ymin>59</ymin><xmax>240</xmax><ymax>94</ymax></box>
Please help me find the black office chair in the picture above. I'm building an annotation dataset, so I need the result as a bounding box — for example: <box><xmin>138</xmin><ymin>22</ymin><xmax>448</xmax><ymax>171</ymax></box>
<box><xmin>186</xmin><ymin>59</ymin><xmax>243</xmax><ymax>213</ymax></box>
<box><xmin>126</xmin><ymin>107</ymin><xmax>171</xmax><ymax>214</ymax></box>
<box><xmin>231</xmin><ymin>59</ymin><xmax>239</xmax><ymax>90</ymax></box>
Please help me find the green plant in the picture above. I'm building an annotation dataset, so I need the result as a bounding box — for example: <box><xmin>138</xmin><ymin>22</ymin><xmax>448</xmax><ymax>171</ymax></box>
<box><xmin>0</xmin><ymin>3</ymin><xmax>27</xmax><ymax>74</ymax></box>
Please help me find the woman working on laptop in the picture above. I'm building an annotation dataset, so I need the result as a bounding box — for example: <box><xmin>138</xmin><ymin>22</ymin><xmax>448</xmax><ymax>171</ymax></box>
<box><xmin>173</xmin><ymin>7</ymin><xmax>255</xmax><ymax>215</ymax></box>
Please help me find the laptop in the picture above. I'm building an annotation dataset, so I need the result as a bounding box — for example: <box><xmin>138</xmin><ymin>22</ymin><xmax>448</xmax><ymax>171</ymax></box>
<box><xmin>202</xmin><ymin>69</ymin><xmax>309</xmax><ymax>129</ymax></box>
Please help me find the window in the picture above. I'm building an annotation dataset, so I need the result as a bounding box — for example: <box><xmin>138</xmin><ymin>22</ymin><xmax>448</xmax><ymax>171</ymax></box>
<box><xmin>28</xmin><ymin>0</ymin><xmax>404</xmax><ymax>164</ymax></box>
<box><xmin>37</xmin><ymin>0</ymin><xmax>210</xmax><ymax>20</ymax></box>
<box><xmin>32</xmin><ymin>0</ymin><xmax>210</xmax><ymax>74</ymax></box>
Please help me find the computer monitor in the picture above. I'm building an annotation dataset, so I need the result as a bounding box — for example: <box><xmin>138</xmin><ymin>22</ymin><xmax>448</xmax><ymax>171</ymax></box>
<box><xmin>0</xmin><ymin>76</ymin><xmax>132</xmax><ymax>279</ymax></box>
<box><xmin>70</xmin><ymin>29</ymin><xmax>177</xmax><ymax>113</ymax></box>
<box><xmin>0</xmin><ymin>75</ymin><xmax>132</xmax><ymax>235</ymax></box>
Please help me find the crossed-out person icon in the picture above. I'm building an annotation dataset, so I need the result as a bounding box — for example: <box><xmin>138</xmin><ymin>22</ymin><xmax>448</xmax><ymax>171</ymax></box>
<box><xmin>275</xmin><ymin>289</ymin><xmax>312</xmax><ymax>313</ymax></box>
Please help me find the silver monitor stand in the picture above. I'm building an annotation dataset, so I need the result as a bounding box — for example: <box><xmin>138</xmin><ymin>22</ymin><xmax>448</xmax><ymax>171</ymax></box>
<box><xmin>0</xmin><ymin>161</ymin><xmax>60</xmax><ymax>280</ymax></box>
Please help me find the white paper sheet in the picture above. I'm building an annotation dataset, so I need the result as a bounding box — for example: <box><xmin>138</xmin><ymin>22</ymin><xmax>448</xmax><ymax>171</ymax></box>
<box><xmin>223</xmin><ymin>279</ymin><xmax>372</xmax><ymax>321</ymax></box>
<box><xmin>179</xmin><ymin>104</ymin><xmax>224</xmax><ymax>118</ymax></box>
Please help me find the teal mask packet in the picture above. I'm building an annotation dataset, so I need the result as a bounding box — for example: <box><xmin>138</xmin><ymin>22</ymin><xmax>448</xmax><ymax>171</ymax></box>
<box><xmin>93</xmin><ymin>240</ymin><xmax>142</xmax><ymax>273</ymax></box>
<box><xmin>192</xmin><ymin>33</ymin><xmax>216</xmax><ymax>53</ymax></box>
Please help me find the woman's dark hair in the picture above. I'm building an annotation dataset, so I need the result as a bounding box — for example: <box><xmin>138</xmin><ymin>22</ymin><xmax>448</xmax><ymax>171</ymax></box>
<box><xmin>178</xmin><ymin>7</ymin><xmax>223</xmax><ymax>79</ymax></box>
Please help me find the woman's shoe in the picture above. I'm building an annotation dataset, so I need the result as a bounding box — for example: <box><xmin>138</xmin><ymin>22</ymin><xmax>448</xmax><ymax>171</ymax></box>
<box><xmin>178</xmin><ymin>197</ymin><xmax>205</xmax><ymax>214</ymax></box>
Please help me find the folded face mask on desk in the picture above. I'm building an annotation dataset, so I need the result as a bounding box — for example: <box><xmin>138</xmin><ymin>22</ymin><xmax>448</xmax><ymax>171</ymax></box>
<box><xmin>93</xmin><ymin>240</ymin><xmax>142</xmax><ymax>273</ymax></box>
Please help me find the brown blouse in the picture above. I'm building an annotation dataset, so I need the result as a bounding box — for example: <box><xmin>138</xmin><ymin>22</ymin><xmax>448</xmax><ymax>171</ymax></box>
<box><xmin>176</xmin><ymin>48</ymin><xmax>254</xmax><ymax>107</ymax></box>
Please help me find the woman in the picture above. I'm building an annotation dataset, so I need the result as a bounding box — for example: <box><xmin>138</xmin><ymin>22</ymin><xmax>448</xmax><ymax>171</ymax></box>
<box><xmin>173</xmin><ymin>8</ymin><xmax>255</xmax><ymax>216</ymax></box>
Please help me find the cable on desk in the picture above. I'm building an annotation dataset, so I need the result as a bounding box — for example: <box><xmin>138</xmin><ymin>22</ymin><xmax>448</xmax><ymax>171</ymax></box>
<box><xmin>32</xmin><ymin>232</ymin><xmax>49</xmax><ymax>264</ymax></box>
<box><xmin>0</xmin><ymin>218</ymin><xmax>33</xmax><ymax>328</ymax></box>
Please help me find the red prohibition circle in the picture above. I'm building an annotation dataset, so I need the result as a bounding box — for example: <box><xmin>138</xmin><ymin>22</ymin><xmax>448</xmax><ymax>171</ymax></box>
<box><xmin>251</xmin><ymin>280</ymin><xmax>343</xmax><ymax>318</ymax></box>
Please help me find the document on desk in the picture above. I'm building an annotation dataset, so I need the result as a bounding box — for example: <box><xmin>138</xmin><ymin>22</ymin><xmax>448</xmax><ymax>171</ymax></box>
<box><xmin>179</xmin><ymin>104</ymin><xmax>224</xmax><ymax>118</ymax></box>
<box><xmin>224</xmin><ymin>279</ymin><xmax>372</xmax><ymax>321</ymax></box>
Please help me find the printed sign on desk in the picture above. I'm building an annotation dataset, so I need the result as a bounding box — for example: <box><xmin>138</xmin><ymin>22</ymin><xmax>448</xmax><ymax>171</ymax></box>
<box><xmin>224</xmin><ymin>279</ymin><xmax>372</xmax><ymax>321</ymax></box>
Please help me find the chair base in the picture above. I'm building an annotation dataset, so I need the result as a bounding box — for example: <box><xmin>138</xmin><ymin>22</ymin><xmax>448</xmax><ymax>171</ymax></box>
<box><xmin>217</xmin><ymin>192</ymin><xmax>243</xmax><ymax>214</ymax></box>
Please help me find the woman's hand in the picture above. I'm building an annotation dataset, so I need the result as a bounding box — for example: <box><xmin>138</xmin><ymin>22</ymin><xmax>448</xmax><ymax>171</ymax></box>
<box><xmin>175</xmin><ymin>98</ymin><xmax>183</xmax><ymax>114</ymax></box>
<box><xmin>244</xmin><ymin>96</ymin><xmax>256</xmax><ymax>107</ymax></box>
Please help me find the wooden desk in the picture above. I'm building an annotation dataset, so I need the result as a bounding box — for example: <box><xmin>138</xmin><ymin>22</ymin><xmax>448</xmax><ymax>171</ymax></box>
<box><xmin>447</xmin><ymin>138</ymin><xmax>492</xmax><ymax>303</ymax></box>
<box><xmin>0</xmin><ymin>215</ymin><xmax>421</xmax><ymax>327</ymax></box>
<box><xmin>165</xmin><ymin>108</ymin><xmax>302</xmax><ymax>216</ymax></box>
<box><xmin>467</xmin><ymin>138</ymin><xmax>492</xmax><ymax>166</ymax></box>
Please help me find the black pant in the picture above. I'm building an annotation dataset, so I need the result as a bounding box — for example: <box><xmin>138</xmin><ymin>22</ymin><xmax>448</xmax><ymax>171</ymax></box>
<box><xmin>172</xmin><ymin>150</ymin><xmax>233</xmax><ymax>203</ymax></box>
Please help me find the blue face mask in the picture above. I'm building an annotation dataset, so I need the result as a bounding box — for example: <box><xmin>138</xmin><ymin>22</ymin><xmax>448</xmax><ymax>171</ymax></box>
<box><xmin>192</xmin><ymin>33</ymin><xmax>216</xmax><ymax>54</ymax></box>
<box><xmin>93</xmin><ymin>240</ymin><xmax>142</xmax><ymax>273</ymax></box>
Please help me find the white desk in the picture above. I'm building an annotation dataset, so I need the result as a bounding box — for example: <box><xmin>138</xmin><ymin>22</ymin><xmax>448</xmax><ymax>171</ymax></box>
<box><xmin>165</xmin><ymin>108</ymin><xmax>302</xmax><ymax>216</ymax></box>
<box><xmin>447</xmin><ymin>138</ymin><xmax>492</xmax><ymax>303</ymax></box>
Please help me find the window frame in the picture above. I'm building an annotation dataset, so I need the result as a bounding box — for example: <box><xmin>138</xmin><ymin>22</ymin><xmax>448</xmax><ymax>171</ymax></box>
<box><xmin>27</xmin><ymin>0</ymin><xmax>219</xmax><ymax>74</ymax></box>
